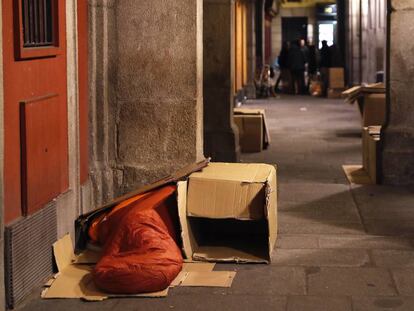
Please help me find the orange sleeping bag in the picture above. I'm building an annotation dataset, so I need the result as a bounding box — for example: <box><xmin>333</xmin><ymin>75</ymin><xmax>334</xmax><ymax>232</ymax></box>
<box><xmin>91</xmin><ymin>185</ymin><xmax>183</xmax><ymax>294</ymax></box>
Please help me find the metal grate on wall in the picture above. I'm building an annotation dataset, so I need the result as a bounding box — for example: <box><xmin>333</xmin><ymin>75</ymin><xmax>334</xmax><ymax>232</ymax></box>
<box><xmin>21</xmin><ymin>0</ymin><xmax>54</xmax><ymax>47</ymax></box>
<box><xmin>5</xmin><ymin>203</ymin><xmax>57</xmax><ymax>309</ymax></box>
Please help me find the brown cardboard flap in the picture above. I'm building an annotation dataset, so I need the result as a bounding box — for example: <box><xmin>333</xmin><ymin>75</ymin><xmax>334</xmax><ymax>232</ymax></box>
<box><xmin>193</xmin><ymin>246</ymin><xmax>268</xmax><ymax>263</ymax></box>
<box><xmin>41</xmin><ymin>265</ymin><xmax>106</xmax><ymax>300</ymax></box>
<box><xmin>53</xmin><ymin>234</ymin><xmax>76</xmax><ymax>272</ymax></box>
<box><xmin>170</xmin><ymin>262</ymin><xmax>216</xmax><ymax>287</ymax></box>
<box><xmin>189</xmin><ymin>163</ymin><xmax>271</xmax><ymax>183</ymax></box>
<box><xmin>342</xmin><ymin>165</ymin><xmax>373</xmax><ymax>185</ymax></box>
<box><xmin>178</xmin><ymin>181</ymin><xmax>196</xmax><ymax>259</ymax></box>
<box><xmin>180</xmin><ymin>272</ymin><xmax>236</xmax><ymax>287</ymax></box>
<box><xmin>187</xmin><ymin>179</ymin><xmax>265</xmax><ymax>219</ymax></box>
<box><xmin>187</xmin><ymin>163</ymin><xmax>273</xmax><ymax>219</ymax></box>
<box><xmin>182</xmin><ymin>262</ymin><xmax>215</xmax><ymax>272</ymax></box>
<box><xmin>170</xmin><ymin>272</ymin><xmax>189</xmax><ymax>287</ymax></box>
<box><xmin>265</xmin><ymin>165</ymin><xmax>278</xmax><ymax>257</ymax></box>
<box><xmin>45</xmin><ymin>234</ymin><xmax>169</xmax><ymax>300</ymax></box>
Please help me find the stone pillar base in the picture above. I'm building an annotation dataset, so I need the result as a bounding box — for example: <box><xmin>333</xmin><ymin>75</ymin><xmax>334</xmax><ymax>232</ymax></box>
<box><xmin>381</xmin><ymin>129</ymin><xmax>414</xmax><ymax>185</ymax></box>
<box><xmin>204</xmin><ymin>129</ymin><xmax>240</xmax><ymax>162</ymax></box>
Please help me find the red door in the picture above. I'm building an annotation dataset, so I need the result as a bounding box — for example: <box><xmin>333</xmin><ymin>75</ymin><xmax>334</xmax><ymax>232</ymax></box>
<box><xmin>3</xmin><ymin>0</ymin><xmax>69</xmax><ymax>224</ymax></box>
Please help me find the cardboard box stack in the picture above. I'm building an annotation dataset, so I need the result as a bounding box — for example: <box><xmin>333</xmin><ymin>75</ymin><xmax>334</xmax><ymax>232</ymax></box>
<box><xmin>233</xmin><ymin>108</ymin><xmax>270</xmax><ymax>153</ymax></box>
<box><xmin>327</xmin><ymin>67</ymin><xmax>345</xmax><ymax>98</ymax></box>
<box><xmin>342</xmin><ymin>83</ymin><xmax>386</xmax><ymax>127</ymax></box>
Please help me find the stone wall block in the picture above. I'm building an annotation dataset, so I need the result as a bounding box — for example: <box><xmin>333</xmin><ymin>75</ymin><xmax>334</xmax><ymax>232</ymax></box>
<box><xmin>117</xmin><ymin>100</ymin><xmax>197</xmax><ymax>166</ymax></box>
<box><xmin>391</xmin><ymin>0</ymin><xmax>414</xmax><ymax>11</ymax></box>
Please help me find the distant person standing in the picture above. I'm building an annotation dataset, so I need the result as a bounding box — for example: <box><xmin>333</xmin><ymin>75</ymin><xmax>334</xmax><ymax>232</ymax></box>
<box><xmin>319</xmin><ymin>40</ymin><xmax>331</xmax><ymax>96</ymax></box>
<box><xmin>288</xmin><ymin>40</ymin><xmax>306</xmax><ymax>95</ymax></box>
<box><xmin>307</xmin><ymin>44</ymin><xmax>318</xmax><ymax>93</ymax></box>
<box><xmin>275</xmin><ymin>41</ymin><xmax>290</xmax><ymax>93</ymax></box>
<box><xmin>300</xmin><ymin>39</ymin><xmax>309</xmax><ymax>65</ymax></box>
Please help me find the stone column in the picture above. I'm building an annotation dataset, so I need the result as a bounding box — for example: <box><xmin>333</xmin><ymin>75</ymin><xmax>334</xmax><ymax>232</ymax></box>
<box><xmin>203</xmin><ymin>0</ymin><xmax>240</xmax><ymax>162</ymax></box>
<box><xmin>89</xmin><ymin>0</ymin><xmax>120</xmax><ymax>205</ymax></box>
<box><xmin>90</xmin><ymin>0</ymin><xmax>204</xmax><ymax>202</ymax></box>
<box><xmin>381</xmin><ymin>1</ymin><xmax>414</xmax><ymax>185</ymax></box>
<box><xmin>245</xmin><ymin>0</ymin><xmax>257</xmax><ymax>98</ymax></box>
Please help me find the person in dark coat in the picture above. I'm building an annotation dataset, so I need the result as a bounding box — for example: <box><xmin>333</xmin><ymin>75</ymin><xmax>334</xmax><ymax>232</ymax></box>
<box><xmin>288</xmin><ymin>40</ymin><xmax>306</xmax><ymax>95</ymax></box>
<box><xmin>319</xmin><ymin>40</ymin><xmax>331</xmax><ymax>96</ymax></box>
<box><xmin>275</xmin><ymin>41</ymin><xmax>290</xmax><ymax>93</ymax></box>
<box><xmin>307</xmin><ymin>44</ymin><xmax>318</xmax><ymax>93</ymax></box>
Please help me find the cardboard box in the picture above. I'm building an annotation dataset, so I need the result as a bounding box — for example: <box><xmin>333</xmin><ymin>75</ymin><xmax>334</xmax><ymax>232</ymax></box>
<box><xmin>329</xmin><ymin>67</ymin><xmax>345</xmax><ymax>89</ymax></box>
<box><xmin>362</xmin><ymin>94</ymin><xmax>386</xmax><ymax>127</ymax></box>
<box><xmin>234</xmin><ymin>114</ymin><xmax>263</xmax><ymax>152</ymax></box>
<box><xmin>342</xmin><ymin>126</ymin><xmax>381</xmax><ymax>185</ymax></box>
<box><xmin>234</xmin><ymin>108</ymin><xmax>270</xmax><ymax>153</ymax></box>
<box><xmin>363</xmin><ymin>126</ymin><xmax>381</xmax><ymax>183</ymax></box>
<box><xmin>178</xmin><ymin>162</ymin><xmax>277</xmax><ymax>263</ymax></box>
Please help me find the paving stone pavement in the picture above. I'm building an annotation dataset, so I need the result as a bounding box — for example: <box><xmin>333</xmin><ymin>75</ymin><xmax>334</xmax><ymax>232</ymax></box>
<box><xmin>16</xmin><ymin>95</ymin><xmax>414</xmax><ymax>310</ymax></box>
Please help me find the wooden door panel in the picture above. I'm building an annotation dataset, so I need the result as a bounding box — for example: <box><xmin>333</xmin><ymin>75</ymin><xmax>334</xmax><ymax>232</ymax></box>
<box><xmin>20</xmin><ymin>94</ymin><xmax>62</xmax><ymax>215</ymax></box>
<box><xmin>3</xmin><ymin>0</ymin><xmax>68</xmax><ymax>224</ymax></box>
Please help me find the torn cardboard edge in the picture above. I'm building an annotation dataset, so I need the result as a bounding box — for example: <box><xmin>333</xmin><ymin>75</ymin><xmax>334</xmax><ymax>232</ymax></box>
<box><xmin>42</xmin><ymin>234</ymin><xmax>236</xmax><ymax>301</ymax></box>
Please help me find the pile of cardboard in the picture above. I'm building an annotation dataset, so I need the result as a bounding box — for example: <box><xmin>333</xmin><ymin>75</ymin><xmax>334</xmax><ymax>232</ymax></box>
<box><xmin>42</xmin><ymin>235</ymin><xmax>236</xmax><ymax>300</ymax></box>
<box><xmin>42</xmin><ymin>161</ymin><xmax>278</xmax><ymax>301</ymax></box>
<box><xmin>233</xmin><ymin>108</ymin><xmax>270</xmax><ymax>153</ymax></box>
<box><xmin>342</xmin><ymin>83</ymin><xmax>386</xmax><ymax>127</ymax></box>
<box><xmin>327</xmin><ymin>67</ymin><xmax>345</xmax><ymax>99</ymax></box>
<box><xmin>342</xmin><ymin>126</ymin><xmax>381</xmax><ymax>185</ymax></box>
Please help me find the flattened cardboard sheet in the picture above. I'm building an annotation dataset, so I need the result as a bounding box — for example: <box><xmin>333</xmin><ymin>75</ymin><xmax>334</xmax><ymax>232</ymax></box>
<box><xmin>342</xmin><ymin>165</ymin><xmax>373</xmax><ymax>185</ymax></box>
<box><xmin>182</xmin><ymin>262</ymin><xmax>215</xmax><ymax>272</ymax></box>
<box><xmin>46</xmin><ymin>235</ymin><xmax>232</xmax><ymax>300</ymax></box>
<box><xmin>53</xmin><ymin>234</ymin><xmax>75</xmax><ymax>272</ymax></box>
<box><xmin>44</xmin><ymin>234</ymin><xmax>169</xmax><ymax>300</ymax></box>
<box><xmin>170</xmin><ymin>263</ymin><xmax>234</xmax><ymax>288</ymax></box>
<box><xmin>180</xmin><ymin>272</ymin><xmax>236</xmax><ymax>287</ymax></box>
